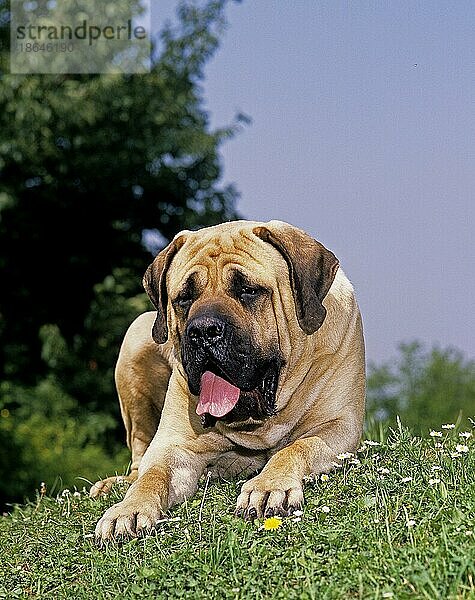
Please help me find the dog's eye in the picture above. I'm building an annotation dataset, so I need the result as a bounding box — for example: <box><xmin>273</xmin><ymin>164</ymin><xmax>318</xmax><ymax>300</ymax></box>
<box><xmin>238</xmin><ymin>286</ymin><xmax>262</xmax><ymax>303</ymax></box>
<box><xmin>174</xmin><ymin>295</ymin><xmax>193</xmax><ymax>311</ymax></box>
<box><xmin>173</xmin><ymin>274</ymin><xmax>199</xmax><ymax>314</ymax></box>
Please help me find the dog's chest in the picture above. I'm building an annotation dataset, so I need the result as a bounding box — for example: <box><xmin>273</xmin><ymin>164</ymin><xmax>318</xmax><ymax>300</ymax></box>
<box><xmin>217</xmin><ymin>422</ymin><xmax>291</xmax><ymax>451</ymax></box>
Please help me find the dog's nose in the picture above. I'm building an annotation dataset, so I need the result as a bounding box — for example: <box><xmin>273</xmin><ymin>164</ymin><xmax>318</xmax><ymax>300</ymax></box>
<box><xmin>186</xmin><ymin>316</ymin><xmax>225</xmax><ymax>345</ymax></box>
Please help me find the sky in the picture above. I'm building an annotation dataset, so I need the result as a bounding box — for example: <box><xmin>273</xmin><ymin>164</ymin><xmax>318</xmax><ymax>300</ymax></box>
<box><xmin>152</xmin><ymin>1</ymin><xmax>475</xmax><ymax>365</ymax></box>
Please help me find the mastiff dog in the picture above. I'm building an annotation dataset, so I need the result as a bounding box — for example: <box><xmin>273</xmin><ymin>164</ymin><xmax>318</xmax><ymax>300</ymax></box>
<box><xmin>92</xmin><ymin>220</ymin><xmax>365</xmax><ymax>543</ymax></box>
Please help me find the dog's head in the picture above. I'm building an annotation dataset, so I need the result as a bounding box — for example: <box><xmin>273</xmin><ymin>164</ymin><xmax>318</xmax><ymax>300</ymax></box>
<box><xmin>143</xmin><ymin>220</ymin><xmax>339</xmax><ymax>428</ymax></box>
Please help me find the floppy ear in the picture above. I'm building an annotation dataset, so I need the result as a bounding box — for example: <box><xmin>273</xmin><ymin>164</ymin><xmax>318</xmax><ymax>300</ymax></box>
<box><xmin>253</xmin><ymin>222</ymin><xmax>339</xmax><ymax>334</ymax></box>
<box><xmin>143</xmin><ymin>235</ymin><xmax>186</xmax><ymax>344</ymax></box>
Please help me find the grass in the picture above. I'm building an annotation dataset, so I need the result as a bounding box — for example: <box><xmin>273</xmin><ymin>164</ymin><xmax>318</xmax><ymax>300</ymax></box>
<box><xmin>1</xmin><ymin>421</ymin><xmax>474</xmax><ymax>599</ymax></box>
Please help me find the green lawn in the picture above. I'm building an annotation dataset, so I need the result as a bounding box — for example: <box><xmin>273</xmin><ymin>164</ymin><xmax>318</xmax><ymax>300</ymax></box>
<box><xmin>1</xmin><ymin>422</ymin><xmax>474</xmax><ymax>599</ymax></box>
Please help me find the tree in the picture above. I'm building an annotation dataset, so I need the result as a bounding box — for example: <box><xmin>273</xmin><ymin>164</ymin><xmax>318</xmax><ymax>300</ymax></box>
<box><xmin>0</xmin><ymin>0</ymin><xmax>243</xmax><ymax>391</ymax></box>
<box><xmin>366</xmin><ymin>342</ymin><xmax>475</xmax><ymax>433</ymax></box>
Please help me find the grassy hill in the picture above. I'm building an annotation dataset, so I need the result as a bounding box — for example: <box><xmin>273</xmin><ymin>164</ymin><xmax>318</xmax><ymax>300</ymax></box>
<box><xmin>1</xmin><ymin>422</ymin><xmax>474</xmax><ymax>599</ymax></box>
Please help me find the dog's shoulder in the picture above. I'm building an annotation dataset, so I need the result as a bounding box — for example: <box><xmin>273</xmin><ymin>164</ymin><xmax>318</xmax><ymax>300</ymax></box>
<box><xmin>117</xmin><ymin>311</ymin><xmax>175</xmax><ymax>372</ymax></box>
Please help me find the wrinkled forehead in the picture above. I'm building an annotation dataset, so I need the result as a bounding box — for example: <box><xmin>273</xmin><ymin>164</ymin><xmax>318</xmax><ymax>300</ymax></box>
<box><xmin>167</xmin><ymin>226</ymin><xmax>286</xmax><ymax>292</ymax></box>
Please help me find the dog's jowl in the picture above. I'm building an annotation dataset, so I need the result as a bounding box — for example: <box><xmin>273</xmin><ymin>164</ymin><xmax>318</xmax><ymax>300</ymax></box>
<box><xmin>92</xmin><ymin>220</ymin><xmax>365</xmax><ymax>544</ymax></box>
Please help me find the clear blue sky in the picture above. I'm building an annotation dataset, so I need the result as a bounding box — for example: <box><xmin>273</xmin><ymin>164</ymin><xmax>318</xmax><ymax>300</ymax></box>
<box><xmin>152</xmin><ymin>1</ymin><xmax>475</xmax><ymax>365</ymax></box>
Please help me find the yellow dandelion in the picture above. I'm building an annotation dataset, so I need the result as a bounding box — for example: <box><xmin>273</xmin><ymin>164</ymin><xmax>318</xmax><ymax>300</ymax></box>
<box><xmin>263</xmin><ymin>516</ymin><xmax>282</xmax><ymax>530</ymax></box>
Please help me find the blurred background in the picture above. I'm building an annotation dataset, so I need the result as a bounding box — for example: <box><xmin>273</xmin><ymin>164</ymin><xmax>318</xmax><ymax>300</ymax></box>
<box><xmin>0</xmin><ymin>0</ymin><xmax>473</xmax><ymax>507</ymax></box>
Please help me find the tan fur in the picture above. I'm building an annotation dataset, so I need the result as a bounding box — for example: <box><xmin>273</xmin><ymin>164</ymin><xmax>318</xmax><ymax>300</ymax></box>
<box><xmin>93</xmin><ymin>220</ymin><xmax>365</xmax><ymax>543</ymax></box>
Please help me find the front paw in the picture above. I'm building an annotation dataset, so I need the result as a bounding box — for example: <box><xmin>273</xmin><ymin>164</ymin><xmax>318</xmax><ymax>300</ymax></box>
<box><xmin>235</xmin><ymin>473</ymin><xmax>304</xmax><ymax>520</ymax></box>
<box><xmin>95</xmin><ymin>495</ymin><xmax>164</xmax><ymax>545</ymax></box>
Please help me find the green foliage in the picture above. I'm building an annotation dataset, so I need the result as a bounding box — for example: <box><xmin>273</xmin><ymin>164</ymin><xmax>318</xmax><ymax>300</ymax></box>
<box><xmin>1</xmin><ymin>424</ymin><xmax>474</xmax><ymax>598</ymax></box>
<box><xmin>367</xmin><ymin>342</ymin><xmax>475</xmax><ymax>433</ymax></box>
<box><xmin>0</xmin><ymin>377</ymin><xmax>129</xmax><ymax>503</ymax></box>
<box><xmin>39</xmin><ymin>268</ymin><xmax>150</xmax><ymax>418</ymax></box>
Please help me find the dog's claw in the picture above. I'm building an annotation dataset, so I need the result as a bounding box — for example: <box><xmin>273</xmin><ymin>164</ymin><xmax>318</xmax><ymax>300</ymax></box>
<box><xmin>287</xmin><ymin>504</ymin><xmax>303</xmax><ymax>516</ymax></box>
<box><xmin>94</xmin><ymin>495</ymin><xmax>164</xmax><ymax>546</ymax></box>
<box><xmin>245</xmin><ymin>507</ymin><xmax>257</xmax><ymax>521</ymax></box>
<box><xmin>235</xmin><ymin>474</ymin><xmax>304</xmax><ymax>522</ymax></box>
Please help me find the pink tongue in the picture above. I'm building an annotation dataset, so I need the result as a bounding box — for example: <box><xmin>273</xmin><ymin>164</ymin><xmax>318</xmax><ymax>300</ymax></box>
<box><xmin>196</xmin><ymin>371</ymin><xmax>241</xmax><ymax>418</ymax></box>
